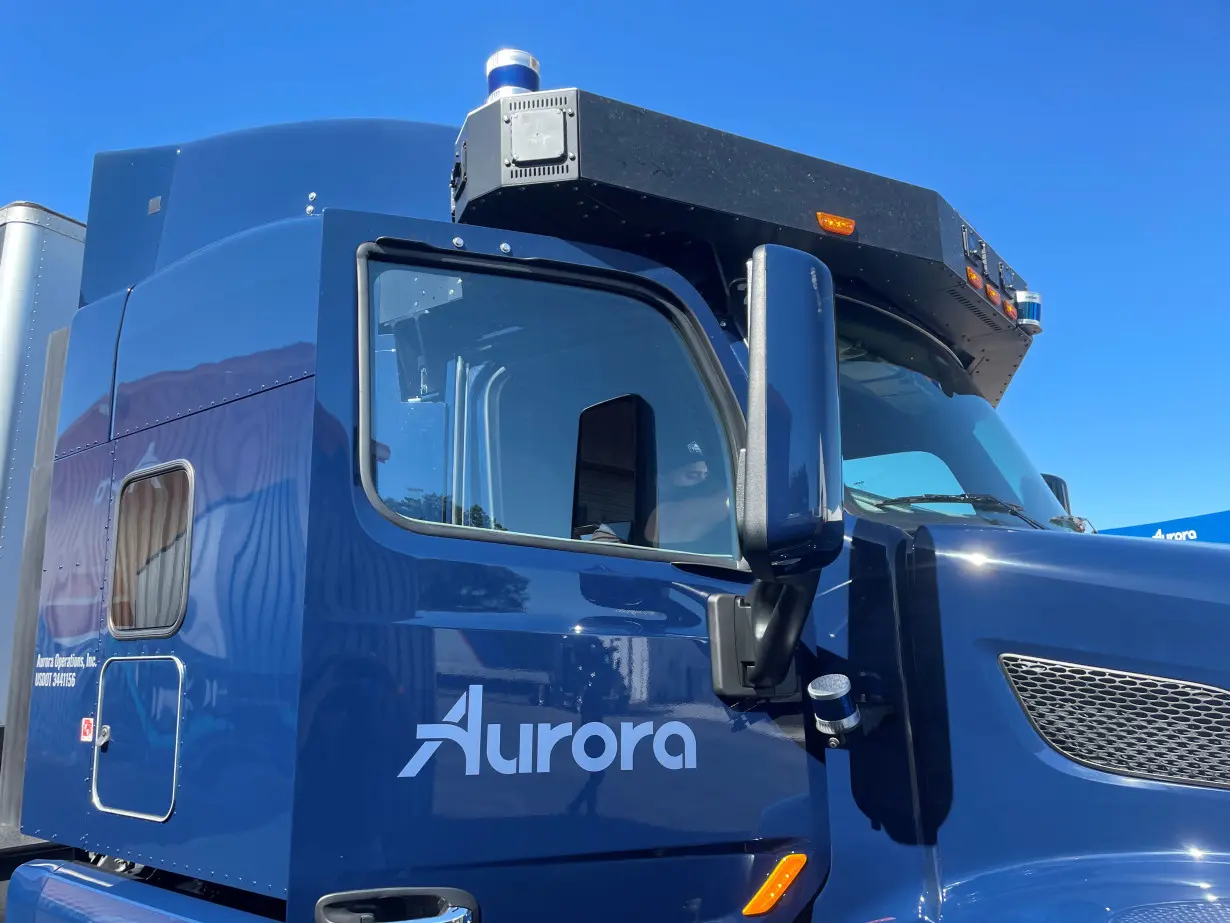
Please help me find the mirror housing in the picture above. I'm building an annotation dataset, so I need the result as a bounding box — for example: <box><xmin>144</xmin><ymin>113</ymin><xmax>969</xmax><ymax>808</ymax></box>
<box><xmin>741</xmin><ymin>244</ymin><xmax>844</xmax><ymax>580</ymax></box>
<box><xmin>1042</xmin><ymin>473</ymin><xmax>1071</xmax><ymax>516</ymax></box>
<box><xmin>1041</xmin><ymin>473</ymin><xmax>1096</xmax><ymax>533</ymax></box>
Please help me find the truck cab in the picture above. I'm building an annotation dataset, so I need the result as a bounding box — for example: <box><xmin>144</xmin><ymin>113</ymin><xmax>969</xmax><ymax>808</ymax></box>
<box><xmin>8</xmin><ymin>51</ymin><xmax>1230</xmax><ymax>923</ymax></box>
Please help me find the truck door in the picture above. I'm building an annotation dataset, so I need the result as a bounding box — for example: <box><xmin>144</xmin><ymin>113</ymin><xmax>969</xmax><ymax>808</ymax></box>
<box><xmin>292</xmin><ymin>213</ymin><xmax>832</xmax><ymax>923</ymax></box>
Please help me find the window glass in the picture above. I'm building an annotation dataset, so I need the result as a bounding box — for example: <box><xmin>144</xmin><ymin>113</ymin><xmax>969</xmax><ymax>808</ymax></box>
<box><xmin>111</xmin><ymin>466</ymin><xmax>193</xmax><ymax>633</ymax></box>
<box><xmin>367</xmin><ymin>262</ymin><xmax>738</xmax><ymax>559</ymax></box>
<box><xmin>843</xmin><ymin>451</ymin><xmax>977</xmax><ymax>517</ymax></box>
<box><xmin>836</xmin><ymin>300</ymin><xmax>1073</xmax><ymax>530</ymax></box>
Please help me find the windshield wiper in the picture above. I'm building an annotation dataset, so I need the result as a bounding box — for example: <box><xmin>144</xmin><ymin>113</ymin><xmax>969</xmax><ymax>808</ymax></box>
<box><xmin>873</xmin><ymin>493</ymin><xmax>1046</xmax><ymax>529</ymax></box>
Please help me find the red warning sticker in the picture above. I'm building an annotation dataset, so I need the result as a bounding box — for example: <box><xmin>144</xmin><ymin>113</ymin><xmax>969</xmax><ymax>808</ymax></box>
<box><xmin>79</xmin><ymin>717</ymin><xmax>94</xmax><ymax>743</ymax></box>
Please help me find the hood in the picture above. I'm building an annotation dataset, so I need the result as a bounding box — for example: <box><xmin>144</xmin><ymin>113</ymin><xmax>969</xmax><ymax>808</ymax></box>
<box><xmin>902</xmin><ymin>523</ymin><xmax>1230</xmax><ymax>917</ymax></box>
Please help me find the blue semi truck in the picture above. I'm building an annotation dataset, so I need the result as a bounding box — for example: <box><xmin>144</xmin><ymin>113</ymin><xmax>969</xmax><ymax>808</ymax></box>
<box><xmin>3</xmin><ymin>49</ymin><xmax>1229</xmax><ymax>923</ymax></box>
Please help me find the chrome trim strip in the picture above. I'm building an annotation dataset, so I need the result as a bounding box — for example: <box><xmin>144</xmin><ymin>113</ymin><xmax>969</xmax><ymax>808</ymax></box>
<box><xmin>91</xmin><ymin>654</ymin><xmax>185</xmax><ymax>823</ymax></box>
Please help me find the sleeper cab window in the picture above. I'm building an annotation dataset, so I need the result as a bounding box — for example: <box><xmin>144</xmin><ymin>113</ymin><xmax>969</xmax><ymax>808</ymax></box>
<box><xmin>110</xmin><ymin>463</ymin><xmax>194</xmax><ymax>635</ymax></box>
<box><xmin>365</xmin><ymin>260</ymin><xmax>739</xmax><ymax>560</ymax></box>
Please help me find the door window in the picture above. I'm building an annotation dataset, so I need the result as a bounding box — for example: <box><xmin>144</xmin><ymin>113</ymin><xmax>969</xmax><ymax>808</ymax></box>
<box><xmin>364</xmin><ymin>262</ymin><xmax>738</xmax><ymax>560</ymax></box>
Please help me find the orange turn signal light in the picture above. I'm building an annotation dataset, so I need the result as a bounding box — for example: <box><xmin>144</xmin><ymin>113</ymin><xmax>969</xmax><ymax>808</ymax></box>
<box><xmin>965</xmin><ymin>265</ymin><xmax>984</xmax><ymax>290</ymax></box>
<box><xmin>986</xmin><ymin>285</ymin><xmax>1002</xmax><ymax>307</ymax></box>
<box><xmin>743</xmin><ymin>853</ymin><xmax>808</xmax><ymax>916</ymax></box>
<box><xmin>816</xmin><ymin>212</ymin><xmax>856</xmax><ymax>236</ymax></box>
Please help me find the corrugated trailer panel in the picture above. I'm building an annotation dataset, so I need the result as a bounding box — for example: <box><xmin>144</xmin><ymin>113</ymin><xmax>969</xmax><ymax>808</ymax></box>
<box><xmin>0</xmin><ymin>205</ymin><xmax>86</xmax><ymax>727</ymax></box>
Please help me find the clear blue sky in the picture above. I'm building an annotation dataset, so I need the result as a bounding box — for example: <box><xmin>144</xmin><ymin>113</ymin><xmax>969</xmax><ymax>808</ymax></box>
<box><xmin>4</xmin><ymin>1</ymin><xmax>1228</xmax><ymax>530</ymax></box>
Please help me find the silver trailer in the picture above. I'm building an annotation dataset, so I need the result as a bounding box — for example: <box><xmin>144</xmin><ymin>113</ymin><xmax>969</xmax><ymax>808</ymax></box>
<box><xmin>0</xmin><ymin>204</ymin><xmax>84</xmax><ymax>852</ymax></box>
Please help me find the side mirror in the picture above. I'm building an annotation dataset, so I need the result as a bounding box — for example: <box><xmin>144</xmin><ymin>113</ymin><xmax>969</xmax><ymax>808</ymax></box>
<box><xmin>709</xmin><ymin>245</ymin><xmax>842</xmax><ymax>700</ymax></box>
<box><xmin>571</xmin><ymin>394</ymin><xmax>657</xmax><ymax>545</ymax></box>
<box><xmin>742</xmin><ymin>244</ymin><xmax>844</xmax><ymax>580</ymax></box>
<box><xmin>1041</xmin><ymin>473</ymin><xmax>1071</xmax><ymax>516</ymax></box>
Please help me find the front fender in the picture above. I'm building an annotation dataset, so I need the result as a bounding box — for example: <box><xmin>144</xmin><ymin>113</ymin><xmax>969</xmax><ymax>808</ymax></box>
<box><xmin>942</xmin><ymin>852</ymin><xmax>1230</xmax><ymax>923</ymax></box>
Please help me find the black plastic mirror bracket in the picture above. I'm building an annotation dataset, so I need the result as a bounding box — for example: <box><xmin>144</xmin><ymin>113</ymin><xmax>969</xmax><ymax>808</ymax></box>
<box><xmin>707</xmin><ymin>572</ymin><xmax>820</xmax><ymax>700</ymax></box>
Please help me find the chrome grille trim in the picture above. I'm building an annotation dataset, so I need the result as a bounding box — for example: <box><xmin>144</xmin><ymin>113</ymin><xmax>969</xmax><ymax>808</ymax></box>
<box><xmin>1000</xmin><ymin>653</ymin><xmax>1230</xmax><ymax>790</ymax></box>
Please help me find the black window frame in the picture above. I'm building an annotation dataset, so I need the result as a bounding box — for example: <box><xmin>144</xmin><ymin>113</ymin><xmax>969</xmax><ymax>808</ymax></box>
<box><xmin>356</xmin><ymin>240</ymin><xmax>747</xmax><ymax>568</ymax></box>
<box><xmin>106</xmin><ymin>459</ymin><xmax>196</xmax><ymax>640</ymax></box>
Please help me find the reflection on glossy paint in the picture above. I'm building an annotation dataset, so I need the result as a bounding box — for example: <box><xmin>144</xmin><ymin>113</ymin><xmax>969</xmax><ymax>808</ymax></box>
<box><xmin>51</xmin><ymin>863</ymin><xmax>116</xmax><ymax>888</ymax></box>
<box><xmin>937</xmin><ymin>548</ymin><xmax>1014</xmax><ymax>570</ymax></box>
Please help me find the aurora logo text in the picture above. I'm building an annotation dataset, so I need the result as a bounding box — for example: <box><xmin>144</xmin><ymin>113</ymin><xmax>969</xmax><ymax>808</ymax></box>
<box><xmin>1153</xmin><ymin>528</ymin><xmax>1198</xmax><ymax>541</ymax></box>
<box><xmin>398</xmin><ymin>685</ymin><xmax>697</xmax><ymax>777</ymax></box>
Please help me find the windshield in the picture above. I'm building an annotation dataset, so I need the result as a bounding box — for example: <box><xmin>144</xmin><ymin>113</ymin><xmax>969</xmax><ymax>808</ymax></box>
<box><xmin>836</xmin><ymin>299</ymin><xmax>1076</xmax><ymax>531</ymax></box>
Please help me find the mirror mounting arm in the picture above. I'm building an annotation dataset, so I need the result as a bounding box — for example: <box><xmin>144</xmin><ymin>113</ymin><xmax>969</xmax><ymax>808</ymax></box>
<box><xmin>707</xmin><ymin>572</ymin><xmax>820</xmax><ymax>701</ymax></box>
<box><xmin>744</xmin><ymin>571</ymin><xmax>821</xmax><ymax>689</ymax></box>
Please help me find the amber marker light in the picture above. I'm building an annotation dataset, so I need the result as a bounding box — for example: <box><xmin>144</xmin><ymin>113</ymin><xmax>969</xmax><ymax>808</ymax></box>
<box><xmin>743</xmin><ymin>853</ymin><xmax>808</xmax><ymax>916</ymax></box>
<box><xmin>816</xmin><ymin>212</ymin><xmax>856</xmax><ymax>236</ymax></box>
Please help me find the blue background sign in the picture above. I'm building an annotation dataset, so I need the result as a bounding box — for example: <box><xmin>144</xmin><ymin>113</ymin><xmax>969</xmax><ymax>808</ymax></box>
<box><xmin>1101</xmin><ymin>510</ymin><xmax>1230</xmax><ymax>544</ymax></box>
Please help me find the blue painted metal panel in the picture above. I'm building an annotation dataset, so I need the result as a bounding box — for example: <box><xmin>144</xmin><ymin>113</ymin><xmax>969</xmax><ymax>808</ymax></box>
<box><xmin>281</xmin><ymin>208</ymin><xmax>822</xmax><ymax>922</ymax></box>
<box><xmin>94</xmin><ymin>657</ymin><xmax>183</xmax><ymax>821</ymax></box>
<box><xmin>95</xmin><ymin>381</ymin><xmax>311</xmax><ymax>894</ymax></box>
<box><xmin>807</xmin><ymin>518</ymin><xmax>950</xmax><ymax>923</ymax></box>
<box><xmin>22</xmin><ymin>441</ymin><xmax>113</xmax><ymax>840</ymax></box>
<box><xmin>79</xmin><ymin>120</ymin><xmax>456</xmax><ymax>307</ymax></box>
<box><xmin>56</xmin><ymin>288</ymin><xmax>127</xmax><ymax>458</ymax></box>
<box><xmin>8</xmin><ymin>860</ymin><xmax>274</xmax><ymax>923</ymax></box>
<box><xmin>157</xmin><ymin>120</ymin><xmax>455</xmax><ymax>271</ymax></box>
<box><xmin>1101</xmin><ymin>509</ymin><xmax>1230</xmax><ymax>544</ymax></box>
<box><xmin>80</xmin><ymin>145</ymin><xmax>179</xmax><ymax>307</ymax></box>
<box><xmin>27</xmin><ymin>380</ymin><xmax>313</xmax><ymax>896</ymax></box>
<box><xmin>111</xmin><ymin>217</ymin><xmax>321</xmax><ymax>440</ymax></box>
<box><xmin>942</xmin><ymin>851</ymin><xmax>1230</xmax><ymax>923</ymax></box>
<box><xmin>910</xmin><ymin>526</ymin><xmax>1230</xmax><ymax>917</ymax></box>
<box><xmin>806</xmin><ymin>521</ymin><xmax>1230</xmax><ymax>923</ymax></box>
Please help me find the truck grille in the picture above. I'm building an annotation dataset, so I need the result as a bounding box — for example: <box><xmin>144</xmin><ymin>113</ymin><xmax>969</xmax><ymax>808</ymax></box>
<box><xmin>1000</xmin><ymin>653</ymin><xmax>1230</xmax><ymax>789</ymax></box>
<box><xmin>1113</xmin><ymin>903</ymin><xmax>1230</xmax><ymax>923</ymax></box>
